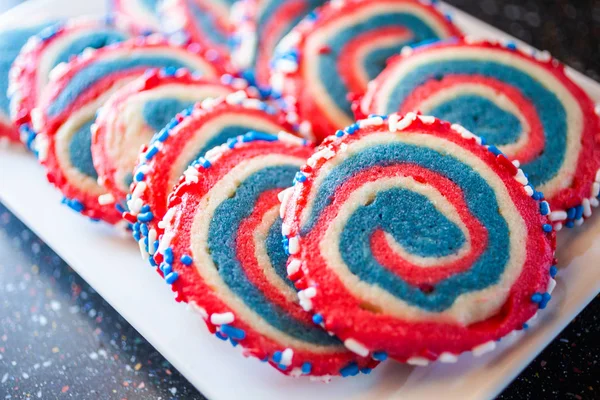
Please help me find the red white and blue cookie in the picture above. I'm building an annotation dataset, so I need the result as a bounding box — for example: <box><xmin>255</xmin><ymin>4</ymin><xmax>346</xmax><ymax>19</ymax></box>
<box><xmin>154</xmin><ymin>133</ymin><xmax>377</xmax><ymax>377</ymax></box>
<box><xmin>230</xmin><ymin>0</ymin><xmax>327</xmax><ymax>91</ymax></box>
<box><xmin>161</xmin><ymin>0</ymin><xmax>235</xmax><ymax>54</ymax></box>
<box><xmin>360</xmin><ymin>39</ymin><xmax>600</xmax><ymax>230</ymax></box>
<box><xmin>0</xmin><ymin>22</ymin><xmax>57</xmax><ymax>143</ymax></box>
<box><xmin>127</xmin><ymin>91</ymin><xmax>301</xmax><ymax>262</ymax></box>
<box><xmin>34</xmin><ymin>36</ymin><xmax>231</xmax><ymax>224</ymax></box>
<box><xmin>280</xmin><ymin>113</ymin><xmax>557</xmax><ymax>364</ymax></box>
<box><xmin>92</xmin><ymin>68</ymin><xmax>246</xmax><ymax>208</ymax></box>
<box><xmin>112</xmin><ymin>0</ymin><xmax>162</xmax><ymax>33</ymax></box>
<box><xmin>8</xmin><ymin>16</ymin><xmax>131</xmax><ymax>151</ymax></box>
<box><xmin>269</xmin><ymin>0</ymin><xmax>462</xmax><ymax>141</ymax></box>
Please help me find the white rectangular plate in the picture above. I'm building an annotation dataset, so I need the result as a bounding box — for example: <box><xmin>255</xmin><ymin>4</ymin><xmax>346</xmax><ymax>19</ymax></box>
<box><xmin>1</xmin><ymin>1</ymin><xmax>599</xmax><ymax>399</ymax></box>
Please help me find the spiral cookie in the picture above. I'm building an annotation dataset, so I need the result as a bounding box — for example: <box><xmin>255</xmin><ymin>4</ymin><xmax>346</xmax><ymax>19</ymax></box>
<box><xmin>161</xmin><ymin>0</ymin><xmax>235</xmax><ymax>54</ymax></box>
<box><xmin>0</xmin><ymin>22</ymin><xmax>55</xmax><ymax>143</ymax></box>
<box><xmin>9</xmin><ymin>17</ymin><xmax>131</xmax><ymax>150</ymax></box>
<box><xmin>34</xmin><ymin>36</ymin><xmax>230</xmax><ymax>224</ymax></box>
<box><xmin>112</xmin><ymin>0</ymin><xmax>162</xmax><ymax>33</ymax></box>
<box><xmin>230</xmin><ymin>0</ymin><xmax>327</xmax><ymax>90</ymax></box>
<box><xmin>127</xmin><ymin>91</ymin><xmax>299</xmax><ymax>263</ymax></box>
<box><xmin>360</xmin><ymin>40</ymin><xmax>600</xmax><ymax>230</ymax></box>
<box><xmin>280</xmin><ymin>113</ymin><xmax>557</xmax><ymax>363</ymax></box>
<box><xmin>270</xmin><ymin>0</ymin><xmax>461</xmax><ymax>141</ymax></box>
<box><xmin>155</xmin><ymin>134</ymin><xmax>376</xmax><ymax>377</ymax></box>
<box><xmin>92</xmin><ymin>69</ymin><xmax>245</xmax><ymax>208</ymax></box>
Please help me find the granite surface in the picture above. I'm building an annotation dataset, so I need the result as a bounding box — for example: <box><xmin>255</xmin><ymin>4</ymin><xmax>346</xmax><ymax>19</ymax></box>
<box><xmin>1</xmin><ymin>0</ymin><xmax>600</xmax><ymax>399</ymax></box>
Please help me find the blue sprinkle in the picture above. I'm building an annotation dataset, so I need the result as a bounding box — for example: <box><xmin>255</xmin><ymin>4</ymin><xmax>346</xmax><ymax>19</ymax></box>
<box><xmin>115</xmin><ymin>203</ymin><xmax>125</xmax><ymax>213</ymax></box>
<box><xmin>565</xmin><ymin>221</ymin><xmax>574</xmax><ymax>228</ymax></box>
<box><xmin>277</xmin><ymin>364</ymin><xmax>288</xmax><ymax>370</ymax></box>
<box><xmin>480</xmin><ymin>136</ymin><xmax>487</xmax><ymax>145</ymax></box>
<box><xmin>181</xmin><ymin>255</ymin><xmax>193</xmax><ymax>265</ymax></box>
<box><xmin>165</xmin><ymin>271</ymin><xmax>179</xmax><ymax>284</ymax></box>
<box><xmin>137</xmin><ymin>212</ymin><xmax>154</xmax><ymax>222</ymax></box>
<box><xmin>539</xmin><ymin>201</ymin><xmax>550</xmax><ymax>215</ymax></box>
<box><xmin>301</xmin><ymin>362</ymin><xmax>312</xmax><ymax>374</ymax></box>
<box><xmin>539</xmin><ymin>292</ymin><xmax>552</xmax><ymax>309</ymax></box>
<box><xmin>550</xmin><ymin>265</ymin><xmax>558</xmax><ymax>278</ymax></box>
<box><xmin>149</xmin><ymin>257</ymin><xmax>157</xmax><ymax>267</ymax></box>
<box><xmin>164</xmin><ymin>247</ymin><xmax>174</xmax><ymax>264</ymax></box>
<box><xmin>566</xmin><ymin>207</ymin><xmax>576</xmax><ymax>220</ymax></box>
<box><xmin>145</xmin><ymin>146</ymin><xmax>159</xmax><ymax>160</ymax></box>
<box><xmin>230</xmin><ymin>338</ymin><xmax>239</xmax><ymax>347</ymax></box>
<box><xmin>220</xmin><ymin>325</ymin><xmax>246</xmax><ymax>340</ymax></box>
<box><xmin>260</xmin><ymin>356</ymin><xmax>269</xmax><ymax>363</ymax></box>
<box><xmin>227</xmin><ymin>137</ymin><xmax>238</xmax><ymax>148</ymax></box>
<box><xmin>163</xmin><ymin>66</ymin><xmax>178</xmax><ymax>76</ymax></box>
<box><xmin>575</xmin><ymin>205</ymin><xmax>584</xmax><ymax>220</ymax></box>
<box><xmin>531</xmin><ymin>292</ymin><xmax>543</xmax><ymax>303</ymax></box>
<box><xmin>133</xmin><ymin>231</ymin><xmax>141</xmax><ymax>241</ymax></box>
<box><xmin>312</xmin><ymin>314</ymin><xmax>323</xmax><ymax>324</ymax></box>
<box><xmin>487</xmin><ymin>145</ymin><xmax>502</xmax><ymax>156</ymax></box>
<box><xmin>156</xmin><ymin>128</ymin><xmax>170</xmax><ymax>141</ymax></box>
<box><xmin>445</xmin><ymin>14</ymin><xmax>452</xmax><ymax>22</ymax></box>
<box><xmin>160</xmin><ymin>262</ymin><xmax>172</xmax><ymax>276</ymax></box>
<box><xmin>141</xmin><ymin>204</ymin><xmax>150</xmax><ymax>213</ymax></box>
<box><xmin>542</xmin><ymin>224</ymin><xmax>553</xmax><ymax>233</ymax></box>
<box><xmin>63</xmin><ymin>198</ymin><xmax>84</xmax><ymax>212</ymax></box>
<box><xmin>215</xmin><ymin>332</ymin><xmax>228</xmax><ymax>341</ymax></box>
<box><xmin>272</xmin><ymin>351</ymin><xmax>282</xmax><ymax>363</ymax></box>
<box><xmin>244</xmin><ymin>131</ymin><xmax>278</xmax><ymax>142</ymax></box>
<box><xmin>166</xmin><ymin>119</ymin><xmax>179</xmax><ymax>130</ymax></box>
<box><xmin>506</xmin><ymin>42</ymin><xmax>518</xmax><ymax>51</ymax></box>
<box><xmin>335</xmin><ymin>130</ymin><xmax>344</xmax><ymax>137</ymax></box>
<box><xmin>282</xmin><ymin>237</ymin><xmax>290</xmax><ymax>255</ymax></box>
<box><xmin>135</xmin><ymin>171</ymin><xmax>146</xmax><ymax>182</ymax></box>
<box><xmin>340</xmin><ymin>362</ymin><xmax>359</xmax><ymax>377</ymax></box>
<box><xmin>361</xmin><ymin>367</ymin><xmax>372</xmax><ymax>375</ymax></box>
<box><xmin>295</xmin><ymin>172</ymin><xmax>307</xmax><ymax>183</ymax></box>
<box><xmin>39</xmin><ymin>25</ymin><xmax>59</xmax><ymax>41</ymax></box>
<box><xmin>153</xmin><ymin>240</ymin><xmax>159</xmax><ymax>253</ymax></box>
<box><xmin>522</xmin><ymin>323</ymin><xmax>529</xmax><ymax>330</ymax></box>
<box><xmin>140</xmin><ymin>223</ymin><xmax>149</xmax><ymax>236</ymax></box>
<box><xmin>372</xmin><ymin>351</ymin><xmax>388</xmax><ymax>361</ymax></box>
<box><xmin>197</xmin><ymin>157</ymin><xmax>211</xmax><ymax>168</ymax></box>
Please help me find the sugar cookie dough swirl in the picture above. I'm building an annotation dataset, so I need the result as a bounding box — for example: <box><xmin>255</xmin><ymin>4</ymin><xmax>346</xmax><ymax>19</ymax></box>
<box><xmin>156</xmin><ymin>134</ymin><xmax>376</xmax><ymax>377</ymax></box>
<box><xmin>361</xmin><ymin>40</ymin><xmax>600</xmax><ymax>229</ymax></box>
<box><xmin>35</xmin><ymin>36</ymin><xmax>230</xmax><ymax>224</ymax></box>
<box><xmin>92</xmin><ymin>68</ymin><xmax>245</xmax><ymax>207</ymax></box>
<box><xmin>270</xmin><ymin>0</ymin><xmax>461</xmax><ymax>141</ymax></box>
<box><xmin>128</xmin><ymin>92</ymin><xmax>299</xmax><ymax>265</ymax></box>
<box><xmin>280</xmin><ymin>113</ymin><xmax>557</xmax><ymax>364</ymax></box>
<box><xmin>9</xmin><ymin>16</ymin><xmax>131</xmax><ymax>150</ymax></box>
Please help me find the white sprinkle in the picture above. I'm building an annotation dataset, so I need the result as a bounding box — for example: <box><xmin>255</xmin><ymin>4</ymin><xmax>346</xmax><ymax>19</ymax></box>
<box><xmin>358</xmin><ymin>116</ymin><xmax>384</xmax><ymax>128</ymax></box>
<box><xmin>418</xmin><ymin>115</ymin><xmax>436</xmax><ymax>124</ymax></box>
<box><xmin>39</xmin><ymin>315</ymin><xmax>47</xmax><ymax>326</ymax></box>
<box><xmin>189</xmin><ymin>302</ymin><xmax>208</xmax><ymax>319</ymax></box>
<box><xmin>472</xmin><ymin>340</ymin><xmax>496</xmax><ymax>357</ymax></box>
<box><xmin>288</xmin><ymin>236</ymin><xmax>299</xmax><ymax>255</ymax></box>
<box><xmin>595</xmin><ymin>169</ymin><xmax>600</xmax><ymax>182</ymax></box>
<box><xmin>591</xmin><ymin>198</ymin><xmax>599</xmax><ymax>208</ymax></box>
<box><xmin>554</xmin><ymin>222</ymin><xmax>563</xmax><ymax>231</ymax></box>
<box><xmin>278</xmin><ymin>187</ymin><xmax>295</xmax><ymax>218</ymax></box>
<box><xmin>138</xmin><ymin>239</ymin><xmax>149</xmax><ymax>261</ymax></box>
<box><xmin>89</xmin><ymin>352</ymin><xmax>98</xmax><ymax>360</ymax></box>
<box><xmin>400</xmin><ymin>46</ymin><xmax>413</xmax><ymax>56</ymax></box>
<box><xmin>582</xmin><ymin>198</ymin><xmax>592</xmax><ymax>218</ymax></box>
<box><xmin>547</xmin><ymin>278</ymin><xmax>557</xmax><ymax>294</ymax></box>
<box><xmin>286</xmin><ymin>259</ymin><xmax>302</xmax><ymax>276</ymax></box>
<box><xmin>147</xmin><ymin>229</ymin><xmax>158</xmax><ymax>256</ymax></box>
<box><xmin>98</xmin><ymin>193</ymin><xmax>115</xmax><ymax>205</ymax></box>
<box><xmin>304</xmin><ymin>287</ymin><xmax>316</xmax><ymax>298</ymax></box>
<box><xmin>280</xmin><ymin>348</ymin><xmax>294</xmax><ymax>366</ymax></box>
<box><xmin>514</xmin><ymin>169</ymin><xmax>528</xmax><ymax>185</ymax></box>
<box><xmin>169</xmin><ymin>387</ymin><xmax>177</xmax><ymax>395</ymax></box>
<box><xmin>388</xmin><ymin>113</ymin><xmax>401</xmax><ymax>132</ymax></box>
<box><xmin>277</xmin><ymin>131</ymin><xmax>305</xmax><ymax>146</ymax></box>
<box><xmin>397</xmin><ymin>112</ymin><xmax>417</xmax><ymax>130</ymax></box>
<box><xmin>306</xmin><ymin>146</ymin><xmax>335</xmax><ymax>168</ymax></box>
<box><xmin>407</xmin><ymin>357</ymin><xmax>429</xmax><ymax>366</ymax></box>
<box><xmin>575</xmin><ymin>218</ymin><xmax>584</xmax><ymax>227</ymax></box>
<box><xmin>200</xmin><ymin>97</ymin><xmax>216</xmax><ymax>110</ymax></box>
<box><xmin>210</xmin><ymin>312</ymin><xmax>234</xmax><ymax>325</ymax></box>
<box><xmin>281</xmin><ymin>222</ymin><xmax>291</xmax><ymax>236</ymax></box>
<box><xmin>131</xmin><ymin>181</ymin><xmax>147</xmax><ymax>200</ymax></box>
<box><xmin>297</xmin><ymin>288</ymin><xmax>316</xmax><ymax>311</ymax></box>
<box><xmin>524</xmin><ymin>185</ymin><xmax>534</xmax><ymax>197</ymax></box>
<box><xmin>549</xmin><ymin>211</ymin><xmax>567</xmax><ymax>222</ymax></box>
<box><xmin>183</xmin><ymin>165</ymin><xmax>199</xmax><ymax>184</ymax></box>
<box><xmin>438</xmin><ymin>352</ymin><xmax>458</xmax><ymax>363</ymax></box>
<box><xmin>512</xmin><ymin>160</ymin><xmax>521</xmax><ymax>168</ymax></box>
<box><xmin>299</xmin><ymin>121</ymin><xmax>313</xmax><ymax>138</ymax></box>
<box><xmin>276</xmin><ymin>58</ymin><xmax>298</xmax><ymax>73</ymax></box>
<box><xmin>22</xmin><ymin>373</ymin><xmax>29</xmax><ymax>379</ymax></box>
<box><xmin>343</xmin><ymin>339</ymin><xmax>370</xmax><ymax>357</ymax></box>
<box><xmin>1</xmin><ymin>373</ymin><xmax>7</xmax><ymax>383</ymax></box>
<box><xmin>290</xmin><ymin>368</ymin><xmax>303</xmax><ymax>377</ymax></box>
<box><xmin>158</xmin><ymin>231</ymin><xmax>174</xmax><ymax>254</ymax></box>
<box><xmin>225</xmin><ymin>90</ymin><xmax>248</xmax><ymax>105</ymax></box>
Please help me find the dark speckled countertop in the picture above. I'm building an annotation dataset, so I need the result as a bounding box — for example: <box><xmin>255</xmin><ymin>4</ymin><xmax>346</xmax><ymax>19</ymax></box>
<box><xmin>1</xmin><ymin>1</ymin><xmax>600</xmax><ymax>399</ymax></box>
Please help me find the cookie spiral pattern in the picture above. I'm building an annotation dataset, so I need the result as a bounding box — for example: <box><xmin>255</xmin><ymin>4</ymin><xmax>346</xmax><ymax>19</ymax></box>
<box><xmin>280</xmin><ymin>113</ymin><xmax>556</xmax><ymax>363</ymax></box>
<box><xmin>35</xmin><ymin>36</ymin><xmax>228</xmax><ymax>224</ymax></box>
<box><xmin>156</xmin><ymin>134</ymin><xmax>375</xmax><ymax>377</ymax></box>
<box><xmin>361</xmin><ymin>40</ymin><xmax>600</xmax><ymax>229</ymax></box>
